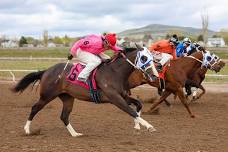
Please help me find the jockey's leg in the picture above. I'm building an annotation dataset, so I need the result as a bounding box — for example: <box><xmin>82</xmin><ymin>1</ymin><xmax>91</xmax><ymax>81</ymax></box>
<box><xmin>77</xmin><ymin>49</ymin><xmax>101</xmax><ymax>81</ymax></box>
<box><xmin>159</xmin><ymin>53</ymin><xmax>173</xmax><ymax>66</ymax></box>
<box><xmin>99</xmin><ymin>52</ymin><xmax>111</xmax><ymax>60</ymax></box>
<box><xmin>150</xmin><ymin>61</ymin><xmax>159</xmax><ymax>77</ymax></box>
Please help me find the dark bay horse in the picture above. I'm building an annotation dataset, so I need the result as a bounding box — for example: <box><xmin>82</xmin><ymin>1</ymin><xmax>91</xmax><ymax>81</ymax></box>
<box><xmin>12</xmin><ymin>48</ymin><xmax>157</xmax><ymax>137</ymax></box>
<box><xmin>185</xmin><ymin>54</ymin><xmax>225</xmax><ymax>101</ymax></box>
<box><xmin>128</xmin><ymin>50</ymin><xmax>224</xmax><ymax>118</ymax></box>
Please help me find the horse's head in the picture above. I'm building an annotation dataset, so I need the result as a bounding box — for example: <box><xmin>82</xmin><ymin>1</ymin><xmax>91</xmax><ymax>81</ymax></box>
<box><xmin>202</xmin><ymin>51</ymin><xmax>225</xmax><ymax>73</ymax></box>
<box><xmin>134</xmin><ymin>44</ymin><xmax>157</xmax><ymax>82</ymax></box>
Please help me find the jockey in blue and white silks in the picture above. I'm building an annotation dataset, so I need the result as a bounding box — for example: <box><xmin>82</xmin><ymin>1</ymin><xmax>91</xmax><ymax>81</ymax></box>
<box><xmin>176</xmin><ymin>37</ymin><xmax>192</xmax><ymax>57</ymax></box>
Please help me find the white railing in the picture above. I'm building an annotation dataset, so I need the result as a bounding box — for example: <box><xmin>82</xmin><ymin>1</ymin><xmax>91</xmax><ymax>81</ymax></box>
<box><xmin>0</xmin><ymin>69</ymin><xmax>38</xmax><ymax>82</ymax></box>
<box><xmin>1</xmin><ymin>69</ymin><xmax>228</xmax><ymax>82</ymax></box>
<box><xmin>0</xmin><ymin>57</ymin><xmax>66</xmax><ymax>61</ymax></box>
<box><xmin>206</xmin><ymin>74</ymin><xmax>228</xmax><ymax>77</ymax></box>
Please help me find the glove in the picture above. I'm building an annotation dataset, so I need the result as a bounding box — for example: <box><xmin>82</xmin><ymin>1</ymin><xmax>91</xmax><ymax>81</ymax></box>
<box><xmin>117</xmin><ymin>48</ymin><xmax>124</xmax><ymax>53</ymax></box>
<box><xmin>67</xmin><ymin>54</ymin><xmax>73</xmax><ymax>60</ymax></box>
<box><xmin>102</xmin><ymin>59</ymin><xmax>111</xmax><ymax>63</ymax></box>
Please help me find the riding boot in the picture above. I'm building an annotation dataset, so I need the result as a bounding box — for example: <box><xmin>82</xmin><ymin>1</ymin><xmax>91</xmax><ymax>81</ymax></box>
<box><xmin>156</xmin><ymin>63</ymin><xmax>163</xmax><ymax>73</ymax></box>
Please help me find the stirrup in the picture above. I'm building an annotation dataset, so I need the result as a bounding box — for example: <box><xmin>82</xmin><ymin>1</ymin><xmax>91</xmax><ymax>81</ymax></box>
<box><xmin>77</xmin><ymin>77</ymin><xmax>87</xmax><ymax>82</ymax></box>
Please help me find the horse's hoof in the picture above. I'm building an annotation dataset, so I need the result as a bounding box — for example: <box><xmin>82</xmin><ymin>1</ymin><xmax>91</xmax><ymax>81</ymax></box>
<box><xmin>191</xmin><ymin>115</ymin><xmax>195</xmax><ymax>118</ymax></box>
<box><xmin>148</xmin><ymin>127</ymin><xmax>156</xmax><ymax>132</ymax></box>
<box><xmin>71</xmin><ymin>132</ymin><xmax>83</xmax><ymax>137</ymax></box>
<box><xmin>143</xmin><ymin>108</ymin><xmax>160</xmax><ymax>115</ymax></box>
<box><xmin>134</xmin><ymin>124</ymin><xmax>141</xmax><ymax>130</ymax></box>
<box><xmin>24</xmin><ymin>128</ymin><xmax>30</xmax><ymax>135</ymax></box>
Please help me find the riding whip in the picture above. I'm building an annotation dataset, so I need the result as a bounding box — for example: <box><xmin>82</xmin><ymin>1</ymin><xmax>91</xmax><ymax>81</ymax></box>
<box><xmin>55</xmin><ymin>60</ymin><xmax>70</xmax><ymax>83</ymax></box>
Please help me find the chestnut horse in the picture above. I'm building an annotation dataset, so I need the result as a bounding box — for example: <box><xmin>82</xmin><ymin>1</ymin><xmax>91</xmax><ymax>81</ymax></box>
<box><xmin>128</xmin><ymin>50</ymin><xmax>224</xmax><ymax>117</ymax></box>
<box><xmin>12</xmin><ymin>48</ymin><xmax>157</xmax><ymax>137</ymax></box>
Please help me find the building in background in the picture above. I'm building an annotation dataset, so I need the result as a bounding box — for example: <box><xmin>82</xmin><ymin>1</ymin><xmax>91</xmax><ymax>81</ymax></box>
<box><xmin>1</xmin><ymin>40</ymin><xmax>19</xmax><ymax>48</ymax></box>
<box><xmin>207</xmin><ymin>38</ymin><xmax>226</xmax><ymax>47</ymax></box>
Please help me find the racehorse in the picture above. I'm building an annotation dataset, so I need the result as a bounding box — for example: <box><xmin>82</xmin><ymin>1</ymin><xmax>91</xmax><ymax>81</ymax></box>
<box><xmin>12</xmin><ymin>47</ymin><xmax>157</xmax><ymax>137</ymax></box>
<box><xmin>184</xmin><ymin>48</ymin><xmax>225</xmax><ymax>101</ymax></box>
<box><xmin>128</xmin><ymin>49</ymin><xmax>224</xmax><ymax>117</ymax></box>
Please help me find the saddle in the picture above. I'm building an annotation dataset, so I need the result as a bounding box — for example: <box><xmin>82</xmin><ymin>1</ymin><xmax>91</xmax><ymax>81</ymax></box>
<box><xmin>66</xmin><ymin>63</ymin><xmax>100</xmax><ymax>103</ymax></box>
<box><xmin>154</xmin><ymin>61</ymin><xmax>169</xmax><ymax>94</ymax></box>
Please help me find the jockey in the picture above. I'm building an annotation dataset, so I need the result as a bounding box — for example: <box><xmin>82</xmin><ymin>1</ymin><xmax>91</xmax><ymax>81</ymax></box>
<box><xmin>149</xmin><ymin>34</ymin><xmax>179</xmax><ymax>72</ymax></box>
<box><xmin>176</xmin><ymin>37</ymin><xmax>192</xmax><ymax>57</ymax></box>
<box><xmin>68</xmin><ymin>33</ymin><xmax>122</xmax><ymax>82</ymax></box>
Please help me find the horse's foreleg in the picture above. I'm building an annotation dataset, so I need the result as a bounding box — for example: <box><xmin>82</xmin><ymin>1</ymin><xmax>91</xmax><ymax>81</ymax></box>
<box><xmin>164</xmin><ymin>99</ymin><xmax>171</xmax><ymax>107</ymax></box>
<box><xmin>103</xmin><ymin>89</ymin><xmax>156</xmax><ymax>132</ymax></box>
<box><xmin>146</xmin><ymin>90</ymin><xmax>171</xmax><ymax>114</ymax></box>
<box><xmin>126</xmin><ymin>97</ymin><xmax>142</xmax><ymax>130</ymax></box>
<box><xmin>195</xmin><ymin>85</ymin><xmax>205</xmax><ymax>100</ymax></box>
<box><xmin>177</xmin><ymin>88</ymin><xmax>195</xmax><ymax>118</ymax></box>
<box><xmin>59</xmin><ymin>94</ymin><xmax>82</xmax><ymax>137</ymax></box>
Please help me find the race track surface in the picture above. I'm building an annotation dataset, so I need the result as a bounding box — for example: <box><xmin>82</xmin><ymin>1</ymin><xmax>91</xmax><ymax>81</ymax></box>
<box><xmin>0</xmin><ymin>83</ymin><xmax>227</xmax><ymax>152</ymax></box>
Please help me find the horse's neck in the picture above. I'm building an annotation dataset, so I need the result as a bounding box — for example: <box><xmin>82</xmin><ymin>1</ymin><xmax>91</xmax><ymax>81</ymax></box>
<box><xmin>113</xmin><ymin>51</ymin><xmax>138</xmax><ymax>79</ymax></box>
<box><xmin>175</xmin><ymin>53</ymin><xmax>203</xmax><ymax>76</ymax></box>
<box><xmin>99</xmin><ymin>50</ymin><xmax>137</xmax><ymax>81</ymax></box>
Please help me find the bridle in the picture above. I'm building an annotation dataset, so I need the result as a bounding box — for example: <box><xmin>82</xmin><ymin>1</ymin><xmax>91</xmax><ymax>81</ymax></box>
<box><xmin>186</xmin><ymin>51</ymin><xmax>220</xmax><ymax>70</ymax></box>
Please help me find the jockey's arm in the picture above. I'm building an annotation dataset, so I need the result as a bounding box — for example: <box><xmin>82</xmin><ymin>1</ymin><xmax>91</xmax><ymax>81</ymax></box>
<box><xmin>70</xmin><ymin>39</ymin><xmax>84</xmax><ymax>56</ymax></box>
<box><xmin>110</xmin><ymin>45</ymin><xmax>123</xmax><ymax>53</ymax></box>
<box><xmin>172</xmin><ymin>48</ymin><xmax>177</xmax><ymax>59</ymax></box>
<box><xmin>149</xmin><ymin>43</ymin><xmax>157</xmax><ymax>51</ymax></box>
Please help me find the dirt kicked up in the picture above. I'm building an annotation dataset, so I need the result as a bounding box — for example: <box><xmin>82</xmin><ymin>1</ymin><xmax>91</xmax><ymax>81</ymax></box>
<box><xmin>0</xmin><ymin>83</ymin><xmax>227</xmax><ymax>152</ymax></box>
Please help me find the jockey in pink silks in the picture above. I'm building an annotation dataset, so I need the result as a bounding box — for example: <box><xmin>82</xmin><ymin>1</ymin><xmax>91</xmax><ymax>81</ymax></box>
<box><xmin>68</xmin><ymin>33</ymin><xmax>122</xmax><ymax>82</ymax></box>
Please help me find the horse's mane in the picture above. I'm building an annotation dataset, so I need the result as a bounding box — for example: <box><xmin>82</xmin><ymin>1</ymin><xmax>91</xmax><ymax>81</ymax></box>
<box><xmin>123</xmin><ymin>47</ymin><xmax>137</xmax><ymax>53</ymax></box>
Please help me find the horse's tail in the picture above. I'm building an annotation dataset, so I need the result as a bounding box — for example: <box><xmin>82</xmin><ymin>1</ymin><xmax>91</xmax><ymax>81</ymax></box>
<box><xmin>12</xmin><ymin>70</ymin><xmax>46</xmax><ymax>93</ymax></box>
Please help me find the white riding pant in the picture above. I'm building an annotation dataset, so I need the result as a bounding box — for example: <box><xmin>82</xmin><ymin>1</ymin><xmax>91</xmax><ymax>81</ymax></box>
<box><xmin>76</xmin><ymin>49</ymin><xmax>109</xmax><ymax>80</ymax></box>
<box><xmin>159</xmin><ymin>53</ymin><xmax>173</xmax><ymax>66</ymax></box>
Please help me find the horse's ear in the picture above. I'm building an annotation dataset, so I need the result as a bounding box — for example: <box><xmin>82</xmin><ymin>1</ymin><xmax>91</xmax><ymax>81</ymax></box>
<box><xmin>135</xmin><ymin>43</ymin><xmax>143</xmax><ymax>51</ymax></box>
<box><xmin>201</xmin><ymin>47</ymin><xmax>206</xmax><ymax>53</ymax></box>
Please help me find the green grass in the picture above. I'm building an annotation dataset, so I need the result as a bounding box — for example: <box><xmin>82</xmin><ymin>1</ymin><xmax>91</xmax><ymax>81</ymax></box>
<box><xmin>0</xmin><ymin>60</ymin><xmax>59</xmax><ymax>79</ymax></box>
<box><xmin>0</xmin><ymin>47</ymin><xmax>228</xmax><ymax>82</ymax></box>
<box><xmin>0</xmin><ymin>60</ymin><xmax>58</xmax><ymax>70</ymax></box>
<box><xmin>210</xmin><ymin>51</ymin><xmax>228</xmax><ymax>60</ymax></box>
<box><xmin>0</xmin><ymin>48</ymin><xmax>69</xmax><ymax>57</ymax></box>
<box><xmin>0</xmin><ymin>48</ymin><xmax>115</xmax><ymax>58</ymax></box>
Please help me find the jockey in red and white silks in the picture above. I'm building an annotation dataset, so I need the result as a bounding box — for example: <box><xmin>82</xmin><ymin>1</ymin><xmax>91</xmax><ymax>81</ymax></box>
<box><xmin>68</xmin><ymin>33</ymin><xmax>122</xmax><ymax>82</ymax></box>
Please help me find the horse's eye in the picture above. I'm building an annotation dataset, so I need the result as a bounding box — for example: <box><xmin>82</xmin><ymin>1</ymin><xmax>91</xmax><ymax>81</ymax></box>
<box><xmin>206</xmin><ymin>56</ymin><xmax>212</xmax><ymax>61</ymax></box>
<box><xmin>140</xmin><ymin>55</ymin><xmax>148</xmax><ymax>63</ymax></box>
<box><xmin>214</xmin><ymin>56</ymin><xmax>218</xmax><ymax>60</ymax></box>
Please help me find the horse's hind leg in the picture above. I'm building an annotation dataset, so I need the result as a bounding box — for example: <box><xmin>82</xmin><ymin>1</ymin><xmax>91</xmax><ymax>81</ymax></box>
<box><xmin>24</xmin><ymin>97</ymin><xmax>54</xmax><ymax>135</ymax></box>
<box><xmin>58</xmin><ymin>93</ymin><xmax>82</xmax><ymax>137</ymax></box>
<box><xmin>146</xmin><ymin>90</ymin><xmax>171</xmax><ymax>114</ymax></box>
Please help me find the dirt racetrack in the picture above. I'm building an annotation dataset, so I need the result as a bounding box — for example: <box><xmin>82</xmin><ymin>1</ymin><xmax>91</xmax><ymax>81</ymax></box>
<box><xmin>0</xmin><ymin>83</ymin><xmax>228</xmax><ymax>152</ymax></box>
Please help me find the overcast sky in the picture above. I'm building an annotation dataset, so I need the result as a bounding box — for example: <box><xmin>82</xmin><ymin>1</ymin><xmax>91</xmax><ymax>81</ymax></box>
<box><xmin>0</xmin><ymin>0</ymin><xmax>227</xmax><ymax>37</ymax></box>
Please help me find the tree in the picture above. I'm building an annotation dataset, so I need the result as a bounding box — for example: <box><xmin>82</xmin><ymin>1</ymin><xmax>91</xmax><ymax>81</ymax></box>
<box><xmin>19</xmin><ymin>36</ymin><xmax>28</xmax><ymax>47</ymax></box>
<box><xmin>52</xmin><ymin>36</ymin><xmax>63</xmax><ymax>44</ymax></box>
<box><xmin>43</xmin><ymin>30</ymin><xmax>48</xmax><ymax>47</ymax></box>
<box><xmin>212</xmin><ymin>35</ymin><xmax>220</xmax><ymax>38</ymax></box>
<box><xmin>62</xmin><ymin>35</ymin><xmax>72</xmax><ymax>46</ymax></box>
<box><xmin>201</xmin><ymin>8</ymin><xmax>209</xmax><ymax>44</ymax></box>
<box><xmin>197</xmin><ymin>34</ymin><xmax>204</xmax><ymax>42</ymax></box>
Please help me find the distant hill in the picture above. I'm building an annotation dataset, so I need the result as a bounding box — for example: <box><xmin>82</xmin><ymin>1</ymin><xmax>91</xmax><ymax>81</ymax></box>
<box><xmin>118</xmin><ymin>24</ymin><xmax>215</xmax><ymax>39</ymax></box>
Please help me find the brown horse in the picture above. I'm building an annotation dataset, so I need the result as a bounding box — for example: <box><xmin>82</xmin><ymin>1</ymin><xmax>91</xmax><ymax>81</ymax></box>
<box><xmin>185</xmin><ymin>55</ymin><xmax>225</xmax><ymax>101</ymax></box>
<box><xmin>128</xmin><ymin>50</ymin><xmax>224</xmax><ymax>118</ymax></box>
<box><xmin>12</xmin><ymin>48</ymin><xmax>157</xmax><ymax>137</ymax></box>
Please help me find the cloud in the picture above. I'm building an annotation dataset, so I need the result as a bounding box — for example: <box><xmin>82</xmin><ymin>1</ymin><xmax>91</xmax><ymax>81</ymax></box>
<box><xmin>0</xmin><ymin>0</ymin><xmax>227</xmax><ymax>37</ymax></box>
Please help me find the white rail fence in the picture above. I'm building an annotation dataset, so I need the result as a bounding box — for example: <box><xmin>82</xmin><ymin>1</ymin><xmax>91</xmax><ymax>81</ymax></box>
<box><xmin>0</xmin><ymin>57</ymin><xmax>227</xmax><ymax>63</ymax></box>
<box><xmin>1</xmin><ymin>69</ymin><xmax>228</xmax><ymax>82</ymax></box>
